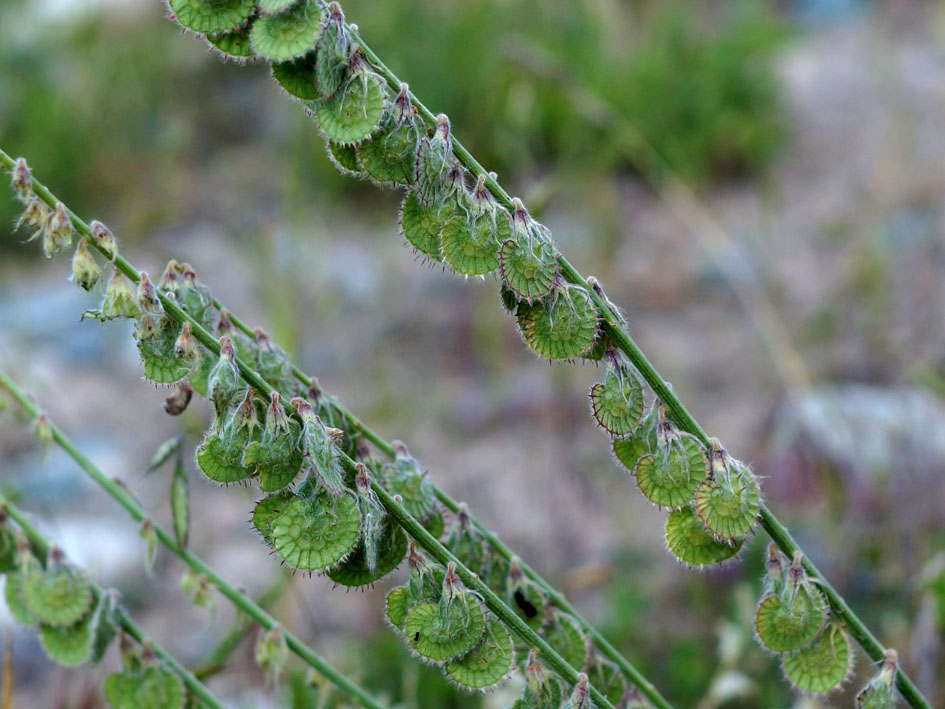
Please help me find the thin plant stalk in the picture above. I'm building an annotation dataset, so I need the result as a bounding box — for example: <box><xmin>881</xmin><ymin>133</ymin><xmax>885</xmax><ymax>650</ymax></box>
<box><xmin>0</xmin><ymin>368</ymin><xmax>387</xmax><ymax>709</ymax></box>
<box><xmin>0</xmin><ymin>493</ymin><xmax>226</xmax><ymax>709</ymax></box>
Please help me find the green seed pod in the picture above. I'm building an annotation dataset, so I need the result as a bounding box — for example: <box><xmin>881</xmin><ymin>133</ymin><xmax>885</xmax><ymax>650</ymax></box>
<box><xmin>414</xmin><ymin>114</ymin><xmax>454</xmax><ymax>206</ymax></box>
<box><xmin>137</xmin><ymin>319</ymin><xmax>191</xmax><ymax>385</ymax></box>
<box><xmin>101</xmin><ymin>272</ymin><xmax>140</xmax><ymax>320</ymax></box>
<box><xmin>207</xmin><ymin>23</ymin><xmax>256</xmax><ymax>60</ymax></box>
<box><xmin>612</xmin><ymin>402</ymin><xmax>659</xmax><ymax>471</ymax></box>
<box><xmin>313</xmin><ymin>53</ymin><xmax>387</xmax><ymax>145</ymax></box>
<box><xmin>693</xmin><ymin>439</ymin><xmax>761</xmax><ymax>540</ymax></box>
<box><xmin>520</xmin><ymin>649</ymin><xmax>566</xmax><ymax>707</ymax></box>
<box><xmin>37</xmin><ymin>592</ymin><xmax>105</xmax><ymax>666</ymax></box>
<box><xmin>326</xmin><ymin>516</ymin><xmax>407</xmax><ymax>588</ymax></box>
<box><xmin>24</xmin><ymin>548</ymin><xmax>92</xmax><ymax>627</ymax></box>
<box><xmin>665</xmin><ymin>505</ymin><xmax>742</xmax><ymax>568</ymax></box>
<box><xmin>273</xmin><ymin>53</ymin><xmax>318</xmax><ymax>100</ymax></box>
<box><xmin>255</xmin><ymin>625</ymin><xmax>289</xmax><ymax>685</ymax></box>
<box><xmin>315</xmin><ymin>2</ymin><xmax>354</xmax><ymax>99</ymax></box>
<box><xmin>499</xmin><ymin>280</ymin><xmax>522</xmax><ymax>314</ymax></box>
<box><xmin>271</xmin><ymin>491</ymin><xmax>361</xmax><ymax>572</ymax></box>
<box><xmin>440</xmin><ymin>208</ymin><xmax>508</xmax><ymax>277</ymax></box>
<box><xmin>507</xmin><ymin>557</ymin><xmax>547</xmax><ymax>630</ymax></box>
<box><xmin>70</xmin><ymin>238</ymin><xmax>101</xmax><ymax>292</ymax></box>
<box><xmin>781</xmin><ymin>622</ymin><xmax>853</xmax><ymax>695</ymax></box>
<box><xmin>755</xmin><ymin>587</ymin><xmax>827</xmax><ymax>654</ymax></box>
<box><xmin>293</xmin><ymin>397</ymin><xmax>347</xmax><ymax>497</ymax></box>
<box><xmin>0</xmin><ymin>517</ymin><xmax>19</xmax><ymax>573</ymax></box>
<box><xmin>517</xmin><ymin>286</ymin><xmax>600</xmax><ymax>360</ymax></box>
<box><xmin>168</xmin><ymin>0</ymin><xmax>255</xmax><ymax>33</ymax></box>
<box><xmin>325</xmin><ymin>138</ymin><xmax>363</xmax><ymax>176</ymax></box>
<box><xmin>399</xmin><ymin>189</ymin><xmax>461</xmax><ymax>262</ymax></box>
<box><xmin>445</xmin><ymin>503</ymin><xmax>486</xmax><ymax>575</ymax></box>
<box><xmin>252</xmin><ymin>491</ymin><xmax>295</xmax><ymax>547</ymax></box>
<box><xmin>856</xmin><ymin>649</ymin><xmax>898</xmax><ymax>709</ymax></box>
<box><xmin>586</xmin><ymin>655</ymin><xmax>628</xmax><ymax>706</ymax></box>
<box><xmin>589</xmin><ymin>364</ymin><xmax>645</xmax><ymax>436</ymax></box>
<box><xmin>499</xmin><ymin>200</ymin><xmax>559</xmax><ymax>300</ymax></box>
<box><xmin>406</xmin><ymin>544</ymin><xmax>446</xmax><ymax>603</ymax></box>
<box><xmin>545</xmin><ymin>612</ymin><xmax>589</xmax><ymax>673</ymax></box>
<box><xmin>6</xmin><ymin>547</ymin><xmax>39</xmax><ymax>626</ymax></box>
<box><xmin>196</xmin><ymin>388</ymin><xmax>262</xmax><ymax>484</ymax></box>
<box><xmin>404</xmin><ymin>585</ymin><xmax>487</xmax><ymax>663</ymax></box>
<box><xmin>104</xmin><ymin>663</ymin><xmax>185</xmax><ymax>709</ymax></box>
<box><xmin>242</xmin><ymin>392</ymin><xmax>303</xmax><ymax>492</ymax></box>
<box><xmin>250</xmin><ymin>0</ymin><xmax>324</xmax><ymax>61</ymax></box>
<box><xmin>383</xmin><ymin>441</ymin><xmax>439</xmax><ymax>524</ymax></box>
<box><xmin>207</xmin><ymin>337</ymin><xmax>242</xmax><ymax>421</ymax></box>
<box><xmin>444</xmin><ymin>619</ymin><xmax>514</xmax><ymax>693</ymax></box>
<box><xmin>634</xmin><ymin>418</ymin><xmax>707</xmax><ymax>510</ymax></box>
<box><xmin>357</xmin><ymin>84</ymin><xmax>421</xmax><ymax>186</ymax></box>
<box><xmin>258</xmin><ymin>0</ymin><xmax>297</xmax><ymax>14</ymax></box>
<box><xmin>385</xmin><ymin>585</ymin><xmax>410</xmax><ymax>632</ymax></box>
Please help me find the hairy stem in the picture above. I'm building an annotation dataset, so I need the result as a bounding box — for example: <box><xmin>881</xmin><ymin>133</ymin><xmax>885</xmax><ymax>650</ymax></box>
<box><xmin>0</xmin><ymin>493</ymin><xmax>225</xmax><ymax>709</ymax></box>
<box><xmin>339</xmin><ymin>25</ymin><xmax>932</xmax><ymax>709</ymax></box>
<box><xmin>0</xmin><ymin>367</ymin><xmax>387</xmax><ymax>709</ymax></box>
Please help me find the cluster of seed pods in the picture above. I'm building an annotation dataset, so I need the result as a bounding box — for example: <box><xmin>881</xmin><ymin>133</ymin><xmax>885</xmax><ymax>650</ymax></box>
<box><xmin>0</xmin><ymin>514</ymin><xmax>186</xmax><ymax>708</ymax></box>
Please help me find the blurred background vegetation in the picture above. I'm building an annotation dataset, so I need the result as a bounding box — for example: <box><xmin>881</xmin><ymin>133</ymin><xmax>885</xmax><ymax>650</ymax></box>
<box><xmin>2</xmin><ymin>0</ymin><xmax>945</xmax><ymax>707</ymax></box>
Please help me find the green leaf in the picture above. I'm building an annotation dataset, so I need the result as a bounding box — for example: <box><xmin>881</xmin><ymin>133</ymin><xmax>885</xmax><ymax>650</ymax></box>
<box><xmin>544</xmin><ymin>613</ymin><xmax>588</xmax><ymax>673</ymax></box>
<box><xmin>5</xmin><ymin>563</ymin><xmax>38</xmax><ymax>626</ymax></box>
<box><xmin>38</xmin><ymin>600</ymin><xmax>100</xmax><ymax>666</ymax></box>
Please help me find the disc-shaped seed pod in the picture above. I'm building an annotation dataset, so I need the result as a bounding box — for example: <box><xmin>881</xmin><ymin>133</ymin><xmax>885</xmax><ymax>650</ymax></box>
<box><xmin>272</xmin><ymin>53</ymin><xmax>318</xmax><ymax>100</ymax></box>
<box><xmin>444</xmin><ymin>619</ymin><xmax>515</xmax><ymax>693</ymax></box>
<box><xmin>506</xmin><ymin>558</ymin><xmax>547</xmax><ymax>631</ymax></box>
<box><xmin>357</xmin><ymin>86</ymin><xmax>421</xmax><ymax>186</ymax></box>
<box><xmin>399</xmin><ymin>189</ymin><xmax>456</xmax><ymax>262</ymax></box>
<box><xmin>137</xmin><ymin>319</ymin><xmax>191</xmax><ymax>385</ymax></box>
<box><xmin>781</xmin><ymin>623</ymin><xmax>853</xmax><ymax>694</ymax></box>
<box><xmin>383</xmin><ymin>453</ymin><xmax>439</xmax><ymax>524</ymax></box>
<box><xmin>755</xmin><ymin>583</ymin><xmax>827</xmax><ymax>653</ymax></box>
<box><xmin>499</xmin><ymin>238</ymin><xmax>558</xmax><ymax>302</ymax></box>
<box><xmin>544</xmin><ymin>612</ymin><xmax>588</xmax><ymax>673</ymax></box>
<box><xmin>612</xmin><ymin>404</ymin><xmax>660</xmax><ymax>472</ymax></box>
<box><xmin>250</xmin><ymin>0</ymin><xmax>324</xmax><ymax>61</ymax></box>
<box><xmin>635</xmin><ymin>432</ymin><xmax>707</xmax><ymax>510</ymax></box>
<box><xmin>37</xmin><ymin>598</ymin><xmax>100</xmax><ymax>666</ymax></box>
<box><xmin>327</xmin><ymin>517</ymin><xmax>408</xmax><ymax>588</ymax></box>
<box><xmin>169</xmin><ymin>0</ymin><xmax>256</xmax><ymax>34</ymax></box>
<box><xmin>252</xmin><ymin>492</ymin><xmax>295</xmax><ymax>547</ymax></box>
<box><xmin>694</xmin><ymin>442</ymin><xmax>761</xmax><ymax>540</ymax></box>
<box><xmin>325</xmin><ymin>138</ymin><xmax>363</xmax><ymax>175</ymax></box>
<box><xmin>855</xmin><ymin>650</ymin><xmax>898</xmax><ymax>709</ymax></box>
<box><xmin>315</xmin><ymin>2</ymin><xmax>353</xmax><ymax>98</ymax></box>
<box><xmin>196</xmin><ymin>397</ymin><xmax>262</xmax><ymax>485</ymax></box>
<box><xmin>313</xmin><ymin>63</ymin><xmax>387</xmax><ymax>145</ymax></box>
<box><xmin>5</xmin><ymin>555</ymin><xmax>38</xmax><ymax>626</ymax></box>
<box><xmin>445</xmin><ymin>504</ymin><xmax>486</xmax><ymax>575</ymax></box>
<box><xmin>242</xmin><ymin>393</ymin><xmax>303</xmax><ymax>492</ymax></box>
<box><xmin>271</xmin><ymin>492</ymin><xmax>361</xmax><ymax>572</ymax></box>
<box><xmin>589</xmin><ymin>366</ymin><xmax>645</xmax><ymax>436</ymax></box>
<box><xmin>665</xmin><ymin>505</ymin><xmax>742</xmax><ymax>567</ymax></box>
<box><xmin>258</xmin><ymin>0</ymin><xmax>296</xmax><ymax>13</ymax></box>
<box><xmin>415</xmin><ymin>115</ymin><xmax>454</xmax><ymax>207</ymax></box>
<box><xmin>517</xmin><ymin>287</ymin><xmax>600</xmax><ymax>360</ymax></box>
<box><xmin>440</xmin><ymin>209</ymin><xmax>509</xmax><ymax>277</ymax></box>
<box><xmin>105</xmin><ymin>664</ymin><xmax>185</xmax><ymax>709</ymax></box>
<box><xmin>207</xmin><ymin>24</ymin><xmax>256</xmax><ymax>59</ymax></box>
<box><xmin>24</xmin><ymin>553</ymin><xmax>92</xmax><ymax>627</ymax></box>
<box><xmin>406</xmin><ymin>546</ymin><xmax>446</xmax><ymax>604</ymax></box>
<box><xmin>587</xmin><ymin>656</ymin><xmax>628</xmax><ymax>706</ymax></box>
<box><xmin>385</xmin><ymin>585</ymin><xmax>410</xmax><ymax>632</ymax></box>
<box><xmin>403</xmin><ymin>595</ymin><xmax>487</xmax><ymax>664</ymax></box>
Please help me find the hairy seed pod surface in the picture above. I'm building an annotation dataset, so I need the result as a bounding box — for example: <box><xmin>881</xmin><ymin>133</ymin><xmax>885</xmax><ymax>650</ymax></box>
<box><xmin>665</xmin><ymin>505</ymin><xmax>741</xmax><ymax>567</ymax></box>
<box><xmin>169</xmin><ymin>0</ymin><xmax>256</xmax><ymax>33</ymax></box>
<box><xmin>781</xmin><ymin>623</ymin><xmax>852</xmax><ymax>694</ymax></box>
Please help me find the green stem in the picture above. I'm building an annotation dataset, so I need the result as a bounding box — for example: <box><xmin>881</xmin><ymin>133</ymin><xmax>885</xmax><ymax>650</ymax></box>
<box><xmin>0</xmin><ymin>367</ymin><xmax>386</xmax><ymax>709</ymax></box>
<box><xmin>0</xmin><ymin>493</ymin><xmax>225</xmax><ymax>709</ymax></box>
<box><xmin>341</xmin><ymin>25</ymin><xmax>934</xmax><ymax>709</ymax></box>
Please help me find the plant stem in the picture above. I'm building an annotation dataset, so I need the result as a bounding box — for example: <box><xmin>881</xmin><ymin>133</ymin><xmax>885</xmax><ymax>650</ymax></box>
<box><xmin>341</xmin><ymin>27</ymin><xmax>934</xmax><ymax>709</ymax></box>
<box><xmin>0</xmin><ymin>493</ymin><xmax>226</xmax><ymax>709</ymax></box>
<box><xmin>0</xmin><ymin>368</ymin><xmax>387</xmax><ymax>709</ymax></box>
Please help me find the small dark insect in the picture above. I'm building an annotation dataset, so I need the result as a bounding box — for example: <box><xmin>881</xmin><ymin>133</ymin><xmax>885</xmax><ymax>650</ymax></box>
<box><xmin>514</xmin><ymin>589</ymin><xmax>538</xmax><ymax>618</ymax></box>
<box><xmin>413</xmin><ymin>632</ymin><xmax>420</xmax><ymax>642</ymax></box>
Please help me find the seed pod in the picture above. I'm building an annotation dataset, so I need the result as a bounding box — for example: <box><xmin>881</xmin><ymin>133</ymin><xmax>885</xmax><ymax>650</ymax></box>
<box><xmin>242</xmin><ymin>392</ymin><xmax>303</xmax><ymax>492</ymax></box>
<box><xmin>293</xmin><ymin>397</ymin><xmax>348</xmax><ymax>497</ymax></box>
<box><xmin>70</xmin><ymin>239</ymin><xmax>101</xmax><ymax>292</ymax></box>
<box><xmin>520</xmin><ymin>649</ymin><xmax>566</xmax><ymax>706</ymax></box>
<box><xmin>325</xmin><ymin>138</ymin><xmax>364</xmax><ymax>175</ymax></box>
<box><xmin>272</xmin><ymin>53</ymin><xmax>318</xmax><ymax>100</ymax></box>
<box><xmin>507</xmin><ymin>557</ymin><xmax>547</xmax><ymax>630</ymax></box>
<box><xmin>5</xmin><ymin>545</ymin><xmax>38</xmax><ymax>626</ymax></box>
<box><xmin>693</xmin><ymin>439</ymin><xmax>761</xmax><ymax>540</ymax></box>
<box><xmin>586</xmin><ymin>654</ymin><xmax>628</xmax><ymax>706</ymax></box>
<box><xmin>444</xmin><ymin>503</ymin><xmax>486</xmax><ymax>575</ymax></box>
<box><xmin>207</xmin><ymin>23</ymin><xmax>256</xmax><ymax>59</ymax></box>
<box><xmin>315</xmin><ymin>2</ymin><xmax>354</xmax><ymax>98</ymax></box>
<box><xmin>255</xmin><ymin>625</ymin><xmax>289</xmax><ymax>685</ymax></box>
<box><xmin>163</xmin><ymin>382</ymin><xmax>193</xmax><ymax>416</ymax></box>
<box><xmin>545</xmin><ymin>612</ymin><xmax>589</xmax><ymax>674</ymax></box>
<box><xmin>137</xmin><ymin>319</ymin><xmax>191</xmax><ymax>384</ymax></box>
<box><xmin>24</xmin><ymin>548</ymin><xmax>92</xmax><ymax>627</ymax></box>
<box><xmin>399</xmin><ymin>189</ymin><xmax>458</xmax><ymax>262</ymax></box>
<box><xmin>312</xmin><ymin>53</ymin><xmax>387</xmax><ymax>145</ymax></box>
<box><xmin>356</xmin><ymin>84</ymin><xmax>421</xmax><ymax>186</ymax></box>
<box><xmin>196</xmin><ymin>389</ymin><xmax>261</xmax><ymax>484</ymax></box>
<box><xmin>634</xmin><ymin>417</ymin><xmax>707</xmax><ymax>510</ymax></box>
<box><xmin>404</xmin><ymin>583</ymin><xmax>487</xmax><ymax>663</ymax></box>
<box><xmin>444</xmin><ymin>619</ymin><xmax>515</xmax><ymax>693</ymax></box>
<box><xmin>383</xmin><ymin>443</ymin><xmax>439</xmax><ymax>524</ymax></box>
<box><xmin>589</xmin><ymin>365</ymin><xmax>645</xmax><ymax>436</ymax></box>
<box><xmin>39</xmin><ymin>202</ymin><xmax>74</xmax><ymax>258</ymax></box>
<box><xmin>32</xmin><ymin>412</ymin><xmax>53</xmax><ymax>457</ymax></box>
<box><xmin>855</xmin><ymin>649</ymin><xmax>898</xmax><ymax>709</ymax></box>
<box><xmin>207</xmin><ymin>337</ymin><xmax>242</xmax><ymax>420</ymax></box>
<box><xmin>37</xmin><ymin>591</ymin><xmax>110</xmax><ymax>667</ymax></box>
<box><xmin>10</xmin><ymin>157</ymin><xmax>32</xmax><ymax>201</ymax></box>
<box><xmin>561</xmin><ymin>674</ymin><xmax>594</xmax><ymax>709</ymax></box>
<box><xmin>781</xmin><ymin>622</ymin><xmax>853</xmax><ymax>694</ymax></box>
<box><xmin>415</xmin><ymin>114</ymin><xmax>454</xmax><ymax>206</ymax></box>
<box><xmin>17</xmin><ymin>198</ymin><xmax>50</xmax><ymax>245</ymax></box>
<box><xmin>259</xmin><ymin>0</ymin><xmax>297</xmax><ymax>14</ymax></box>
<box><xmin>517</xmin><ymin>286</ymin><xmax>600</xmax><ymax>360</ymax></box>
<box><xmin>104</xmin><ymin>663</ymin><xmax>186</xmax><ymax>709</ymax></box>
<box><xmin>271</xmin><ymin>491</ymin><xmax>361</xmax><ymax>572</ymax></box>
<box><xmin>664</xmin><ymin>505</ymin><xmax>742</xmax><ymax>568</ymax></box>
<box><xmin>499</xmin><ymin>204</ymin><xmax>559</xmax><ymax>300</ymax></box>
<box><xmin>89</xmin><ymin>220</ymin><xmax>117</xmax><ymax>260</ymax></box>
<box><xmin>440</xmin><ymin>203</ymin><xmax>509</xmax><ymax>277</ymax></box>
<box><xmin>168</xmin><ymin>0</ymin><xmax>255</xmax><ymax>33</ymax></box>
<box><xmin>250</xmin><ymin>0</ymin><xmax>323</xmax><ymax>61</ymax></box>
<box><xmin>406</xmin><ymin>544</ymin><xmax>446</xmax><ymax>603</ymax></box>
<box><xmin>102</xmin><ymin>272</ymin><xmax>140</xmax><ymax>320</ymax></box>
<box><xmin>252</xmin><ymin>491</ymin><xmax>294</xmax><ymax>548</ymax></box>
<box><xmin>755</xmin><ymin>587</ymin><xmax>826</xmax><ymax>654</ymax></box>
<box><xmin>327</xmin><ymin>514</ymin><xmax>407</xmax><ymax>588</ymax></box>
